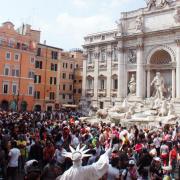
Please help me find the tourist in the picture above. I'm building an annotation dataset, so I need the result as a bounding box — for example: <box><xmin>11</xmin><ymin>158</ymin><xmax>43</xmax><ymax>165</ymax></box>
<box><xmin>7</xmin><ymin>141</ymin><xmax>21</xmax><ymax>180</ymax></box>
<box><xmin>149</xmin><ymin>157</ymin><xmax>163</xmax><ymax>180</ymax></box>
<box><xmin>160</xmin><ymin>141</ymin><xmax>169</xmax><ymax>166</ymax></box>
<box><xmin>107</xmin><ymin>157</ymin><xmax>120</xmax><ymax>180</ymax></box>
<box><xmin>121</xmin><ymin>160</ymin><xmax>138</xmax><ymax>180</ymax></box>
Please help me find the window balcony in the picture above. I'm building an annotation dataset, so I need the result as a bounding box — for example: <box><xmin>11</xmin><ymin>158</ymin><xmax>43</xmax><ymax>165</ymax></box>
<box><xmin>87</xmin><ymin>62</ymin><xmax>94</xmax><ymax>69</ymax></box>
<box><xmin>111</xmin><ymin>89</ymin><xmax>117</xmax><ymax>97</ymax></box>
<box><xmin>98</xmin><ymin>89</ymin><xmax>106</xmax><ymax>97</ymax></box>
<box><xmin>86</xmin><ymin>89</ymin><xmax>94</xmax><ymax>97</ymax></box>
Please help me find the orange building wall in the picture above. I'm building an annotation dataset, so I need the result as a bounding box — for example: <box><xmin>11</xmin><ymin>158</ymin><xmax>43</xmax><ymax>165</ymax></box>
<box><xmin>0</xmin><ymin>22</ymin><xmax>39</xmax><ymax>111</ymax></box>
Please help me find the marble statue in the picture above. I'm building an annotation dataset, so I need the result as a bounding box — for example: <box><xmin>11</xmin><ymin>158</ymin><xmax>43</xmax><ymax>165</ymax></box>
<box><xmin>136</xmin><ymin>16</ymin><xmax>143</xmax><ymax>32</ymax></box>
<box><xmin>96</xmin><ymin>108</ymin><xmax>108</xmax><ymax>119</ymax></box>
<box><xmin>128</xmin><ymin>74</ymin><xmax>136</xmax><ymax>95</ymax></box>
<box><xmin>168</xmin><ymin>102</ymin><xmax>176</xmax><ymax>116</ymax></box>
<box><xmin>151</xmin><ymin>72</ymin><xmax>165</xmax><ymax>99</ymax></box>
<box><xmin>158</xmin><ymin>100</ymin><xmax>168</xmax><ymax>116</ymax></box>
<box><xmin>115</xmin><ymin>19</ymin><xmax>123</xmax><ymax>36</ymax></box>
<box><xmin>146</xmin><ymin>0</ymin><xmax>171</xmax><ymax>10</ymax></box>
<box><xmin>174</xmin><ymin>7</ymin><xmax>180</xmax><ymax>24</ymax></box>
<box><xmin>146</xmin><ymin>0</ymin><xmax>156</xmax><ymax>10</ymax></box>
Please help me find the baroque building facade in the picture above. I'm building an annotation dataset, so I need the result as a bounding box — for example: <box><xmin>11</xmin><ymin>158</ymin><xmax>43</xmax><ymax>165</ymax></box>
<box><xmin>82</xmin><ymin>0</ymin><xmax>180</xmax><ymax>109</ymax></box>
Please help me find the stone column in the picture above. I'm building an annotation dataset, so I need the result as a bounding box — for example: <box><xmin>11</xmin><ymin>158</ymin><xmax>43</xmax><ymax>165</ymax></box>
<box><xmin>136</xmin><ymin>39</ymin><xmax>144</xmax><ymax>99</ymax></box>
<box><xmin>106</xmin><ymin>45</ymin><xmax>112</xmax><ymax>99</ymax></box>
<box><xmin>93</xmin><ymin>48</ymin><xmax>99</xmax><ymax>104</ymax></box>
<box><xmin>176</xmin><ymin>40</ymin><xmax>180</xmax><ymax>98</ymax></box>
<box><xmin>117</xmin><ymin>46</ymin><xmax>124</xmax><ymax>100</ymax></box>
<box><xmin>172</xmin><ymin>69</ymin><xmax>176</xmax><ymax>99</ymax></box>
<box><xmin>147</xmin><ymin>70</ymin><xmax>151</xmax><ymax>98</ymax></box>
<box><xmin>82</xmin><ymin>56</ymin><xmax>87</xmax><ymax>98</ymax></box>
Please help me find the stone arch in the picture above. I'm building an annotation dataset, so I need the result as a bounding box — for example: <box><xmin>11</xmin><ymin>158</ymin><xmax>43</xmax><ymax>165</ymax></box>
<box><xmin>111</xmin><ymin>74</ymin><xmax>118</xmax><ymax>79</ymax></box>
<box><xmin>146</xmin><ymin>45</ymin><xmax>175</xmax><ymax>65</ymax></box>
<box><xmin>34</xmin><ymin>104</ymin><xmax>41</xmax><ymax>111</ymax></box>
<box><xmin>87</xmin><ymin>75</ymin><xmax>94</xmax><ymax>79</ymax></box>
<box><xmin>1</xmin><ymin>100</ymin><xmax>9</xmax><ymax>111</ymax></box>
<box><xmin>98</xmin><ymin>74</ymin><xmax>107</xmax><ymax>79</ymax></box>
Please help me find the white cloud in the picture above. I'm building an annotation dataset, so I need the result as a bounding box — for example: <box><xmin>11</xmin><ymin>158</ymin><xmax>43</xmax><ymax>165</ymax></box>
<box><xmin>55</xmin><ymin>13</ymin><xmax>116</xmax><ymax>49</ymax></box>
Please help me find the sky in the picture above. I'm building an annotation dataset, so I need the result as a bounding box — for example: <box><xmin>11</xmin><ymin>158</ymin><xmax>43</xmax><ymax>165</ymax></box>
<box><xmin>0</xmin><ymin>0</ymin><xmax>146</xmax><ymax>50</ymax></box>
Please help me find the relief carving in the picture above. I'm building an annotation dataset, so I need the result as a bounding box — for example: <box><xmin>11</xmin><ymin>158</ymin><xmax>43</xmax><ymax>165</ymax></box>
<box><xmin>136</xmin><ymin>16</ymin><xmax>143</xmax><ymax>32</ymax></box>
<box><xmin>174</xmin><ymin>7</ymin><xmax>180</xmax><ymax>24</ymax></box>
<box><xmin>128</xmin><ymin>49</ymin><xmax>137</xmax><ymax>64</ymax></box>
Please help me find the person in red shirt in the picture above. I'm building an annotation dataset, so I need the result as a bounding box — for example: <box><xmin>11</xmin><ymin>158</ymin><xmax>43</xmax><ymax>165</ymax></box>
<box><xmin>169</xmin><ymin>144</ymin><xmax>177</xmax><ymax>178</ymax></box>
<box><xmin>43</xmin><ymin>141</ymin><xmax>55</xmax><ymax>166</ymax></box>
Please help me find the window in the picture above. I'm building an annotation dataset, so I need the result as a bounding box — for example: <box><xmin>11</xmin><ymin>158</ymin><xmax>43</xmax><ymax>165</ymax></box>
<box><xmin>78</xmin><ymin>89</ymin><xmax>82</xmax><ymax>94</ymax></box>
<box><xmin>74</xmin><ymin>80</ymin><xmax>77</xmax><ymax>83</ymax></box>
<box><xmin>37</xmin><ymin>48</ymin><xmax>41</xmax><ymax>56</ymax></box>
<box><xmin>14</xmin><ymin>53</ymin><xmax>20</xmax><ymax>61</ymax></box>
<box><xmin>8</xmin><ymin>39</ymin><xmax>15</xmax><ymax>47</ymax></box>
<box><xmin>30</xmin><ymin>56</ymin><xmax>35</xmax><ymax>64</ymax></box>
<box><xmin>54</xmin><ymin>77</ymin><xmax>57</xmax><ymax>85</ymax></box>
<box><xmin>112</xmin><ymin>47</ymin><xmax>118</xmax><ymax>61</ymax></box>
<box><xmin>6</xmin><ymin>52</ymin><xmax>11</xmax><ymax>60</ymax></box>
<box><xmin>76</xmin><ymin>64</ymin><xmax>78</xmax><ymax>68</ymax></box>
<box><xmin>100</xmin><ymin>79</ymin><xmax>105</xmax><ymax>90</ymax></box>
<box><xmin>63</xmin><ymin>84</ymin><xmax>66</xmax><ymax>90</ymax></box>
<box><xmin>102</xmin><ymin>35</ymin><xmax>105</xmax><ymax>40</ymax></box>
<box><xmin>63</xmin><ymin>63</ymin><xmax>65</xmax><ymax>68</ymax></box>
<box><xmin>88</xmin><ymin>51</ymin><xmax>93</xmax><ymax>64</ymax></box>
<box><xmin>4</xmin><ymin>66</ymin><xmax>10</xmax><ymax>76</ymax></box>
<box><xmin>69</xmin><ymin>85</ymin><xmax>72</xmax><ymax>91</ymax></box>
<box><xmin>79</xmin><ymin>80</ymin><xmax>82</xmax><ymax>83</ymax></box>
<box><xmin>51</xmin><ymin>51</ymin><xmax>58</xmax><ymax>60</ymax></box>
<box><xmin>114</xmin><ymin>79</ymin><xmax>118</xmax><ymax>90</ymax></box>
<box><xmin>34</xmin><ymin>91</ymin><xmax>40</xmax><ymax>99</ymax></box>
<box><xmin>62</xmin><ymin>73</ymin><xmax>66</xmax><ymax>79</ymax></box>
<box><xmin>34</xmin><ymin>75</ymin><xmax>41</xmax><ymax>83</ymax></box>
<box><xmin>0</xmin><ymin>37</ymin><xmax>3</xmax><ymax>45</ymax></box>
<box><xmin>28</xmin><ymin>71</ymin><xmax>34</xmax><ymax>79</ymax></box>
<box><xmin>50</xmin><ymin>77</ymin><xmax>56</xmax><ymax>85</ymax></box>
<box><xmin>3</xmin><ymin>83</ymin><xmax>9</xmax><ymax>94</ymax></box>
<box><xmin>50</xmin><ymin>92</ymin><xmax>55</xmax><ymax>100</ymax></box>
<box><xmin>12</xmin><ymin>68</ymin><xmax>20</xmax><ymax>77</ymax></box>
<box><xmin>51</xmin><ymin>63</ymin><xmax>57</xmax><ymax>71</ymax></box>
<box><xmin>101</xmin><ymin>49</ymin><xmax>106</xmax><ymax>62</ymax></box>
<box><xmin>73</xmin><ymin>89</ymin><xmax>76</xmax><ymax>93</ymax></box>
<box><xmin>66</xmin><ymin>63</ymin><xmax>68</xmax><ymax>68</ymax></box>
<box><xmin>22</xmin><ymin>43</ymin><xmax>28</xmax><ymax>50</ymax></box>
<box><xmin>69</xmin><ymin>95</ymin><xmax>72</xmax><ymax>99</ymax></box>
<box><xmin>70</xmin><ymin>64</ymin><xmax>73</xmax><ymax>69</ymax></box>
<box><xmin>28</xmin><ymin>85</ymin><xmax>34</xmax><ymax>96</ymax></box>
<box><xmin>87</xmin><ymin>79</ymin><xmax>93</xmax><ymax>89</ymax></box>
<box><xmin>62</xmin><ymin>94</ymin><xmax>65</xmax><ymax>99</ymax></box>
<box><xmin>35</xmin><ymin>61</ymin><xmax>42</xmax><ymax>69</ymax></box>
<box><xmin>16</xmin><ymin>42</ymin><xmax>21</xmax><ymax>49</ymax></box>
<box><xmin>12</xmin><ymin>83</ymin><xmax>18</xmax><ymax>95</ymax></box>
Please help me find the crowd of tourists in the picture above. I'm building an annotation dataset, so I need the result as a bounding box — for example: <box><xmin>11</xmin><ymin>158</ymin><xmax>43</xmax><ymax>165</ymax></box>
<box><xmin>0</xmin><ymin>109</ymin><xmax>179</xmax><ymax>180</ymax></box>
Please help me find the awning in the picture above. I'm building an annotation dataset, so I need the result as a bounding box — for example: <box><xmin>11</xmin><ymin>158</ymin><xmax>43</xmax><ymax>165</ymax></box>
<box><xmin>62</xmin><ymin>104</ymin><xmax>78</xmax><ymax>108</ymax></box>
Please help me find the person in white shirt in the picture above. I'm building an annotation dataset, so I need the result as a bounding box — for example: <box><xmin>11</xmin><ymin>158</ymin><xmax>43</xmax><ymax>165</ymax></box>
<box><xmin>153</xmin><ymin>134</ymin><xmax>161</xmax><ymax>156</ymax></box>
<box><xmin>7</xmin><ymin>141</ymin><xmax>21</xmax><ymax>180</ymax></box>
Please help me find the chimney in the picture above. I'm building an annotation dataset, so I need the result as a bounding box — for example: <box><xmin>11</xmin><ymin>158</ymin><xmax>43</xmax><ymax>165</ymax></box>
<box><xmin>44</xmin><ymin>40</ymin><xmax>46</xmax><ymax>45</ymax></box>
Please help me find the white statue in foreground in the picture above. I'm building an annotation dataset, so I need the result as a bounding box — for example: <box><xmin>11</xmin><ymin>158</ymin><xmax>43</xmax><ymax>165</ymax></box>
<box><xmin>56</xmin><ymin>144</ymin><xmax>111</xmax><ymax>180</ymax></box>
